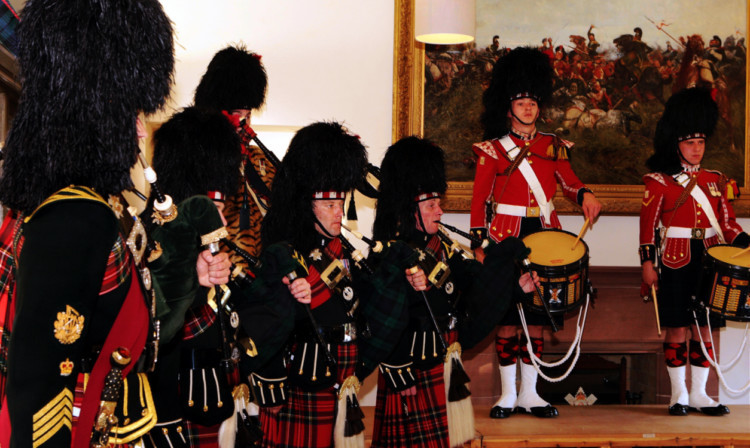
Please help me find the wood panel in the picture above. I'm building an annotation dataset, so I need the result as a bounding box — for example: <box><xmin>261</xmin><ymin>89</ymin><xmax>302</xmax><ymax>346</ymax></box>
<box><xmin>362</xmin><ymin>405</ymin><xmax>750</xmax><ymax>447</ymax></box>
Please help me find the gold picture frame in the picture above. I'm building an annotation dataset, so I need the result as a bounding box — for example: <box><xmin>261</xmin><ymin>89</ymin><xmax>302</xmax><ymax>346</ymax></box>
<box><xmin>392</xmin><ymin>0</ymin><xmax>750</xmax><ymax>215</ymax></box>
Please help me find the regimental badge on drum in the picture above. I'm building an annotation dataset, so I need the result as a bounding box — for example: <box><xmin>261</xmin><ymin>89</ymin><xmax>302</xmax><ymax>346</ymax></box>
<box><xmin>445</xmin><ymin>281</ymin><xmax>454</xmax><ymax>295</ymax></box>
<box><xmin>54</xmin><ymin>305</ymin><xmax>85</xmax><ymax>344</ymax></box>
<box><xmin>343</xmin><ymin>286</ymin><xmax>354</xmax><ymax>301</ymax></box>
<box><xmin>549</xmin><ymin>288</ymin><xmax>563</xmax><ymax>305</ymax></box>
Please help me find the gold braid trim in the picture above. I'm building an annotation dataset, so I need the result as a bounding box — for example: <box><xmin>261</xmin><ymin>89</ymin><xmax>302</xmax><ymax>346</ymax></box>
<box><xmin>111</xmin><ymin>373</ymin><xmax>157</xmax><ymax>443</ymax></box>
<box><xmin>32</xmin><ymin>388</ymin><xmax>73</xmax><ymax>448</ymax></box>
<box><xmin>26</xmin><ymin>186</ymin><xmax>108</xmax><ymax>223</ymax></box>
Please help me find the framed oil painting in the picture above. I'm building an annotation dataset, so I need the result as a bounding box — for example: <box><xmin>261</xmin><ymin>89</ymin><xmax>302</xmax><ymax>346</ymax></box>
<box><xmin>393</xmin><ymin>0</ymin><xmax>750</xmax><ymax>215</ymax></box>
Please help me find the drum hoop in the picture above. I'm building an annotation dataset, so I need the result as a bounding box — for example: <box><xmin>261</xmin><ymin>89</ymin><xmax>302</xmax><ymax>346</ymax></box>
<box><xmin>523</xmin><ymin>228</ymin><xmax>590</xmax><ymax>269</ymax></box>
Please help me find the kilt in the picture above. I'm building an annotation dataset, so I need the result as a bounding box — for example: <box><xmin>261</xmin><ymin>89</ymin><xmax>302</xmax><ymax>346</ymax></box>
<box><xmin>269</xmin><ymin>341</ymin><xmax>357</xmax><ymax>448</ymax></box>
<box><xmin>259</xmin><ymin>407</ymin><xmax>282</xmax><ymax>448</ymax></box>
<box><xmin>659</xmin><ymin>238</ymin><xmax>723</xmax><ymax>328</ymax></box>
<box><xmin>371</xmin><ymin>362</ymin><xmax>449</xmax><ymax>448</ymax></box>
<box><xmin>184</xmin><ymin>421</ymin><xmax>220</xmax><ymax>448</ymax></box>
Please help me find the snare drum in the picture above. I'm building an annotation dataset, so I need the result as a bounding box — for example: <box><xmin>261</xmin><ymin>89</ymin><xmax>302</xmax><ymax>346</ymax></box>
<box><xmin>522</xmin><ymin>229</ymin><xmax>589</xmax><ymax>314</ymax></box>
<box><xmin>698</xmin><ymin>245</ymin><xmax>750</xmax><ymax>322</ymax></box>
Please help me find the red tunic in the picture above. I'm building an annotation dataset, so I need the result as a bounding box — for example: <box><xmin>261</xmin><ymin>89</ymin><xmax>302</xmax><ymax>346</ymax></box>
<box><xmin>639</xmin><ymin>169</ymin><xmax>744</xmax><ymax>269</ymax></box>
<box><xmin>470</xmin><ymin>133</ymin><xmax>588</xmax><ymax>242</ymax></box>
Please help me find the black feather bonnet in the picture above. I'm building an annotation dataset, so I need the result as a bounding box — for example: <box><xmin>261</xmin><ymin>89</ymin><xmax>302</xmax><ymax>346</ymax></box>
<box><xmin>262</xmin><ymin>121</ymin><xmax>367</xmax><ymax>252</ymax></box>
<box><xmin>373</xmin><ymin>136</ymin><xmax>446</xmax><ymax>242</ymax></box>
<box><xmin>647</xmin><ymin>87</ymin><xmax>718</xmax><ymax>174</ymax></box>
<box><xmin>0</xmin><ymin>0</ymin><xmax>175</xmax><ymax>213</ymax></box>
<box><xmin>194</xmin><ymin>44</ymin><xmax>267</xmax><ymax>113</ymax></box>
<box><xmin>152</xmin><ymin>107</ymin><xmax>242</xmax><ymax>204</ymax></box>
<box><xmin>480</xmin><ymin>47</ymin><xmax>553</xmax><ymax>140</ymax></box>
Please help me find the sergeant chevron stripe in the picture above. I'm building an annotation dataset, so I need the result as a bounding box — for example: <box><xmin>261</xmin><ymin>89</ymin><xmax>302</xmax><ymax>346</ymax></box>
<box><xmin>32</xmin><ymin>388</ymin><xmax>73</xmax><ymax>448</ymax></box>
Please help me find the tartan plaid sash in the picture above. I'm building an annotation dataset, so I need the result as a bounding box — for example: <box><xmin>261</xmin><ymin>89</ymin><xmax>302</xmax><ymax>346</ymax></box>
<box><xmin>306</xmin><ymin>238</ymin><xmax>346</xmax><ymax>310</ymax></box>
<box><xmin>182</xmin><ymin>303</ymin><xmax>217</xmax><ymax>341</ymax></box>
<box><xmin>0</xmin><ymin>210</ymin><xmax>21</xmax><ymax>405</ymax></box>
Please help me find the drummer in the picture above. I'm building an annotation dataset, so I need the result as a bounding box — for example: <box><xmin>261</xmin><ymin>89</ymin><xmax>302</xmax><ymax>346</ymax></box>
<box><xmin>639</xmin><ymin>87</ymin><xmax>749</xmax><ymax>416</ymax></box>
<box><xmin>470</xmin><ymin>47</ymin><xmax>601</xmax><ymax>419</ymax></box>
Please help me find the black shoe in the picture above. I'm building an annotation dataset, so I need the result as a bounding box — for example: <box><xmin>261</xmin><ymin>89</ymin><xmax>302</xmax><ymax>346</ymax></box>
<box><xmin>689</xmin><ymin>404</ymin><xmax>730</xmax><ymax>416</ymax></box>
<box><xmin>668</xmin><ymin>403</ymin><xmax>689</xmax><ymax>416</ymax></box>
<box><xmin>489</xmin><ymin>406</ymin><xmax>514</xmax><ymax>419</ymax></box>
<box><xmin>517</xmin><ymin>404</ymin><xmax>559</xmax><ymax>418</ymax></box>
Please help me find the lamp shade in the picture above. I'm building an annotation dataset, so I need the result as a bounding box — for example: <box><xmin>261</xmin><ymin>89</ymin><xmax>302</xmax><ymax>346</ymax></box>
<box><xmin>415</xmin><ymin>0</ymin><xmax>475</xmax><ymax>45</ymax></box>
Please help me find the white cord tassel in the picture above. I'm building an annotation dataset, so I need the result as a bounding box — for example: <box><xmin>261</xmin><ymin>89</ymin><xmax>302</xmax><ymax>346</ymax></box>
<box><xmin>334</xmin><ymin>376</ymin><xmax>364</xmax><ymax>448</ymax></box>
<box><xmin>443</xmin><ymin>343</ymin><xmax>474</xmax><ymax>448</ymax></box>
<box><xmin>518</xmin><ymin>292</ymin><xmax>591</xmax><ymax>382</ymax></box>
<box><xmin>694</xmin><ymin>309</ymin><xmax>750</xmax><ymax>394</ymax></box>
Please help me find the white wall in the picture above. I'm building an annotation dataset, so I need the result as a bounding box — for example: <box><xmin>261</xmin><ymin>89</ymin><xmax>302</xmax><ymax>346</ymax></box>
<box><xmin>159</xmin><ymin>0</ymin><xmax>749</xmax><ymax>406</ymax></box>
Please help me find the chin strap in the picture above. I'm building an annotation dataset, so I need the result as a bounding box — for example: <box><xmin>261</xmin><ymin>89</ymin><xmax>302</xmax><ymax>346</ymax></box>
<box><xmin>510</xmin><ymin>108</ymin><xmax>539</xmax><ymax>127</ymax></box>
<box><xmin>313</xmin><ymin>214</ymin><xmax>336</xmax><ymax>239</ymax></box>
<box><xmin>416</xmin><ymin>206</ymin><xmax>429</xmax><ymax>235</ymax></box>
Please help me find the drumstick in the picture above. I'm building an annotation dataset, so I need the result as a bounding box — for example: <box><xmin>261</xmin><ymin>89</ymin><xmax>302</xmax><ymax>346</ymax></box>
<box><xmin>730</xmin><ymin>245</ymin><xmax>750</xmax><ymax>259</ymax></box>
<box><xmin>651</xmin><ymin>284</ymin><xmax>662</xmax><ymax>336</ymax></box>
<box><xmin>571</xmin><ymin>217</ymin><xmax>590</xmax><ymax>250</ymax></box>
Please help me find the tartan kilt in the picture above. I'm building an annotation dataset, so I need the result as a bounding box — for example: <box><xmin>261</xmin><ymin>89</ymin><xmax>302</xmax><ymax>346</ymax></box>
<box><xmin>184</xmin><ymin>421</ymin><xmax>220</xmax><ymax>448</ymax></box>
<box><xmin>259</xmin><ymin>406</ymin><xmax>282</xmax><ymax>448</ymax></box>
<box><xmin>270</xmin><ymin>341</ymin><xmax>357</xmax><ymax>448</ymax></box>
<box><xmin>371</xmin><ymin>362</ymin><xmax>449</xmax><ymax>448</ymax></box>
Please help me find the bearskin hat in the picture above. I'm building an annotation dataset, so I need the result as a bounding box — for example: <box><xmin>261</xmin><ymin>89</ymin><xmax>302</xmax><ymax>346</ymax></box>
<box><xmin>373</xmin><ymin>136</ymin><xmax>446</xmax><ymax>242</ymax></box>
<box><xmin>0</xmin><ymin>0</ymin><xmax>174</xmax><ymax>214</ymax></box>
<box><xmin>480</xmin><ymin>47</ymin><xmax>553</xmax><ymax>140</ymax></box>
<box><xmin>647</xmin><ymin>87</ymin><xmax>718</xmax><ymax>174</ymax></box>
<box><xmin>193</xmin><ymin>44</ymin><xmax>267</xmax><ymax>112</ymax></box>
<box><xmin>152</xmin><ymin>107</ymin><xmax>242</xmax><ymax>204</ymax></box>
<box><xmin>262</xmin><ymin>121</ymin><xmax>367</xmax><ymax>253</ymax></box>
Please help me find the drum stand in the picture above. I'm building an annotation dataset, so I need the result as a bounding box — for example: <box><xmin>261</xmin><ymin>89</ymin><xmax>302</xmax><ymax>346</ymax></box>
<box><xmin>692</xmin><ymin>308</ymin><xmax>750</xmax><ymax>395</ymax></box>
<box><xmin>517</xmin><ymin>281</ymin><xmax>593</xmax><ymax>383</ymax></box>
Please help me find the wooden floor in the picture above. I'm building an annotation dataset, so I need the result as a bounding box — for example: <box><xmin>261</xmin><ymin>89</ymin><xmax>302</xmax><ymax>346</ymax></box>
<box><xmin>362</xmin><ymin>405</ymin><xmax>750</xmax><ymax>447</ymax></box>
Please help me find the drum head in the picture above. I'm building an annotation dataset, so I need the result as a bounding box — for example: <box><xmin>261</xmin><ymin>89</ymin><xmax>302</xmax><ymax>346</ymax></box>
<box><xmin>707</xmin><ymin>245</ymin><xmax>750</xmax><ymax>268</ymax></box>
<box><xmin>523</xmin><ymin>229</ymin><xmax>587</xmax><ymax>266</ymax></box>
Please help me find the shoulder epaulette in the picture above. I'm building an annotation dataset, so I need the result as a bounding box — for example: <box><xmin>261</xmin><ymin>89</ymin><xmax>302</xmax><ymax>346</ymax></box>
<box><xmin>474</xmin><ymin>140</ymin><xmax>500</xmax><ymax>161</ymax></box>
<box><xmin>534</xmin><ymin>133</ymin><xmax>573</xmax><ymax>160</ymax></box>
<box><xmin>540</xmin><ymin>131</ymin><xmax>574</xmax><ymax>149</ymax></box>
<box><xmin>643</xmin><ymin>172</ymin><xmax>668</xmax><ymax>186</ymax></box>
<box><xmin>25</xmin><ymin>186</ymin><xmax>110</xmax><ymax>222</ymax></box>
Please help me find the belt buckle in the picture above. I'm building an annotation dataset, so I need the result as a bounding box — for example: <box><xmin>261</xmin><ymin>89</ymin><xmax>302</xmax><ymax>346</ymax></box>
<box><xmin>691</xmin><ymin>228</ymin><xmax>705</xmax><ymax>239</ymax></box>
<box><xmin>526</xmin><ymin>207</ymin><xmax>540</xmax><ymax>218</ymax></box>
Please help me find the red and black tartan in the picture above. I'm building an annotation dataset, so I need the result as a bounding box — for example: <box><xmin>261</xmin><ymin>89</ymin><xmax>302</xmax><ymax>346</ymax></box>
<box><xmin>371</xmin><ymin>362</ymin><xmax>449</xmax><ymax>448</ymax></box>
<box><xmin>259</xmin><ymin>407</ymin><xmax>282</xmax><ymax>448</ymax></box>
<box><xmin>185</xmin><ymin>421</ymin><xmax>221</xmax><ymax>448</ymax></box>
<box><xmin>0</xmin><ymin>210</ymin><xmax>21</xmax><ymax>403</ymax></box>
<box><xmin>268</xmin><ymin>341</ymin><xmax>357</xmax><ymax>448</ymax></box>
<box><xmin>182</xmin><ymin>303</ymin><xmax>217</xmax><ymax>340</ymax></box>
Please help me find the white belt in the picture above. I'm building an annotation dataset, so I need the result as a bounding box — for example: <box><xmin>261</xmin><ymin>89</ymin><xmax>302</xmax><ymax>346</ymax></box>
<box><xmin>495</xmin><ymin>203</ymin><xmax>553</xmax><ymax>218</ymax></box>
<box><xmin>666</xmin><ymin>227</ymin><xmax>716</xmax><ymax>239</ymax></box>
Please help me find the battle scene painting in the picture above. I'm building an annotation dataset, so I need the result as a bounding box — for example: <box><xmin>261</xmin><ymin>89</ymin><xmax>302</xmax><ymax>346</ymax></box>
<box><xmin>424</xmin><ymin>0</ymin><xmax>748</xmax><ymax>186</ymax></box>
